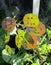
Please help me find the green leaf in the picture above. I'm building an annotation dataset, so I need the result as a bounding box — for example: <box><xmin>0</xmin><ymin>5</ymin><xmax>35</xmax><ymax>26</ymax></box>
<box><xmin>20</xmin><ymin>61</ymin><xmax>24</xmax><ymax>65</ymax></box>
<box><xmin>39</xmin><ymin>35</ymin><xmax>46</xmax><ymax>45</ymax></box>
<box><xmin>40</xmin><ymin>44</ymin><xmax>47</xmax><ymax>54</ymax></box>
<box><xmin>47</xmin><ymin>44</ymin><xmax>51</xmax><ymax>52</ymax></box>
<box><xmin>46</xmin><ymin>56</ymin><xmax>51</xmax><ymax>64</ymax></box>
<box><xmin>2</xmin><ymin>49</ymin><xmax>12</xmax><ymax>63</ymax></box>
<box><xmin>0</xmin><ymin>39</ymin><xmax>5</xmax><ymax>49</ymax></box>
<box><xmin>0</xmin><ymin>28</ymin><xmax>5</xmax><ymax>36</ymax></box>
<box><xmin>25</xmin><ymin>32</ymin><xmax>34</xmax><ymax>44</ymax></box>
<box><xmin>31</xmin><ymin>63</ymin><xmax>39</xmax><ymax>65</ymax></box>
<box><xmin>47</xmin><ymin>28</ymin><xmax>51</xmax><ymax>38</ymax></box>
<box><xmin>5</xmin><ymin>45</ymin><xmax>15</xmax><ymax>55</ymax></box>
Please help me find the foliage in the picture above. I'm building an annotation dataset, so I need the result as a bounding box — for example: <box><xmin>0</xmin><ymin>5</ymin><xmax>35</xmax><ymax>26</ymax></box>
<box><xmin>0</xmin><ymin>27</ymin><xmax>51</xmax><ymax>65</ymax></box>
<box><xmin>47</xmin><ymin>28</ymin><xmax>51</xmax><ymax>38</ymax></box>
<box><xmin>0</xmin><ymin>16</ymin><xmax>51</xmax><ymax>65</ymax></box>
<box><xmin>15</xmin><ymin>29</ymin><xmax>25</xmax><ymax>48</ymax></box>
<box><xmin>5</xmin><ymin>32</ymin><xmax>10</xmax><ymax>43</ymax></box>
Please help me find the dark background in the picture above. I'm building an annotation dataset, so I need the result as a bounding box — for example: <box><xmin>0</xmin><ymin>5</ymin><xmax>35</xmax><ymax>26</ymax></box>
<box><xmin>0</xmin><ymin>0</ymin><xmax>51</xmax><ymax>27</ymax></box>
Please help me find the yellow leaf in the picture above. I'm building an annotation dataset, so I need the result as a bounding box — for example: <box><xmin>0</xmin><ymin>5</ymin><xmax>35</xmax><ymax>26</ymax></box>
<box><xmin>15</xmin><ymin>34</ymin><xmax>23</xmax><ymax>48</ymax></box>
<box><xmin>5</xmin><ymin>33</ymin><xmax>10</xmax><ymax>43</ymax></box>
<box><xmin>5</xmin><ymin>45</ymin><xmax>12</xmax><ymax>54</ymax></box>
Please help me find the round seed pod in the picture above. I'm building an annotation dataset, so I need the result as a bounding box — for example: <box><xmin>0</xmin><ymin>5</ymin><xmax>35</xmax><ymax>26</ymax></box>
<box><xmin>33</xmin><ymin>22</ymin><xmax>46</xmax><ymax>36</ymax></box>
<box><xmin>22</xmin><ymin>32</ymin><xmax>37</xmax><ymax>50</ymax></box>
<box><xmin>23</xmin><ymin>13</ymin><xmax>39</xmax><ymax>28</ymax></box>
<box><xmin>2</xmin><ymin>17</ymin><xmax>16</xmax><ymax>31</ymax></box>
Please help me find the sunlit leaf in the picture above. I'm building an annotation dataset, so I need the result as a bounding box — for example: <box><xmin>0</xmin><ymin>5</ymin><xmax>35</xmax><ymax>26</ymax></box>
<box><xmin>47</xmin><ymin>44</ymin><xmax>51</xmax><ymax>52</ymax></box>
<box><xmin>2</xmin><ymin>49</ymin><xmax>12</xmax><ymax>63</ymax></box>
<box><xmin>18</xmin><ymin>29</ymin><xmax>25</xmax><ymax>37</ymax></box>
<box><xmin>5</xmin><ymin>45</ymin><xmax>15</xmax><ymax>55</ymax></box>
<box><xmin>31</xmin><ymin>63</ymin><xmax>39</xmax><ymax>65</ymax></box>
<box><xmin>40</xmin><ymin>44</ymin><xmax>47</xmax><ymax>54</ymax></box>
<box><xmin>15</xmin><ymin>35</ymin><xmax>23</xmax><ymax>48</ymax></box>
<box><xmin>39</xmin><ymin>35</ymin><xmax>46</xmax><ymax>45</ymax></box>
<box><xmin>15</xmin><ymin>30</ymin><xmax>25</xmax><ymax>48</ymax></box>
<box><xmin>47</xmin><ymin>28</ymin><xmax>51</xmax><ymax>38</ymax></box>
<box><xmin>5</xmin><ymin>32</ymin><xmax>10</xmax><ymax>43</ymax></box>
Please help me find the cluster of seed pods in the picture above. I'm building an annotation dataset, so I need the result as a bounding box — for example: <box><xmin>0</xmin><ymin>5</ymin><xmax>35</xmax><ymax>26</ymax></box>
<box><xmin>2</xmin><ymin>13</ymin><xmax>46</xmax><ymax>50</ymax></box>
<box><xmin>22</xmin><ymin>13</ymin><xmax>46</xmax><ymax>50</ymax></box>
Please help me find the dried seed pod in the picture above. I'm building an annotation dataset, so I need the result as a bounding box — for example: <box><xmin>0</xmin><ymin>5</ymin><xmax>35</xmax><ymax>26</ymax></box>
<box><xmin>22</xmin><ymin>32</ymin><xmax>37</xmax><ymax>50</ymax></box>
<box><xmin>33</xmin><ymin>22</ymin><xmax>46</xmax><ymax>36</ymax></box>
<box><xmin>2</xmin><ymin>17</ymin><xmax>16</xmax><ymax>31</ymax></box>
